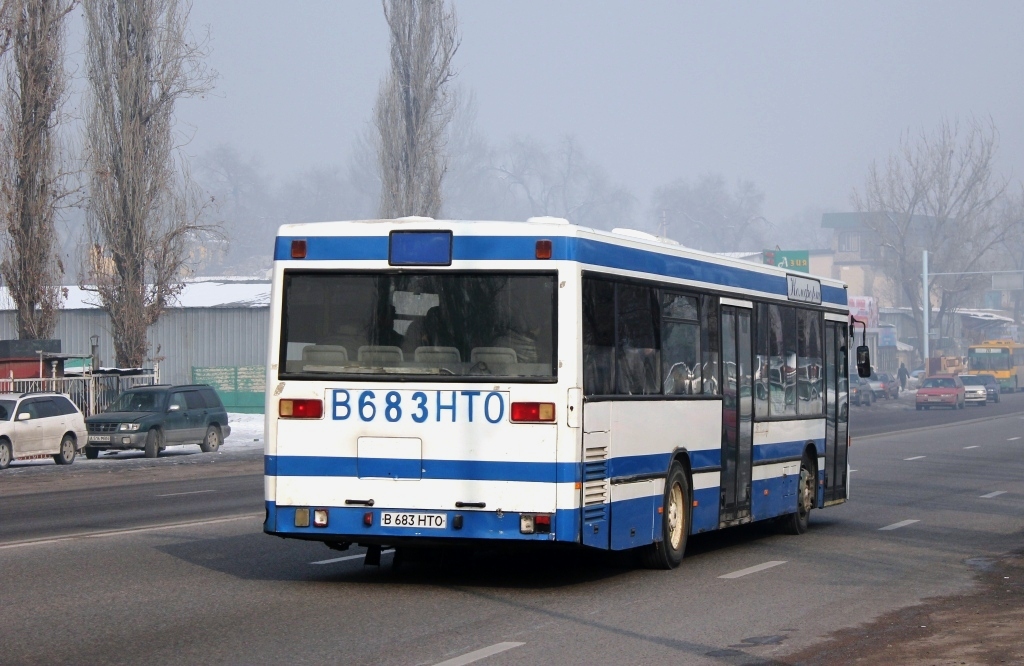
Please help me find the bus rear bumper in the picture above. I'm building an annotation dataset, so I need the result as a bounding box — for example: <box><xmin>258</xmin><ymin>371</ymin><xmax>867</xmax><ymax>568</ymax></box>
<box><xmin>264</xmin><ymin>501</ymin><xmax>578</xmax><ymax>545</ymax></box>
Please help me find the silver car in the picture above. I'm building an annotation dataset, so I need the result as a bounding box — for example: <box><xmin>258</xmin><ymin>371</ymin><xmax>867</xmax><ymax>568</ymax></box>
<box><xmin>958</xmin><ymin>375</ymin><xmax>990</xmax><ymax>406</ymax></box>
<box><xmin>0</xmin><ymin>392</ymin><xmax>89</xmax><ymax>469</ymax></box>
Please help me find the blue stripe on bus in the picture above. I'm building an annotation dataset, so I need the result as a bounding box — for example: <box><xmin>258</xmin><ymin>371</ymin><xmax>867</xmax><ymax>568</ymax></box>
<box><xmin>266</xmin><ymin>455</ymin><xmax>574</xmax><ymax>482</ymax></box>
<box><xmin>267</xmin><ymin>502</ymin><xmax>574</xmax><ymax>543</ymax></box>
<box><xmin>606</xmin><ymin>449</ymin><xmax>721</xmax><ymax>479</ymax></box>
<box><xmin>274</xmin><ymin>235</ymin><xmax>847</xmax><ymax>306</ymax></box>
<box><xmin>752</xmin><ymin>439</ymin><xmax>824</xmax><ymax>463</ymax></box>
<box><xmin>266</xmin><ymin>440</ymin><xmax>817</xmax><ymax>485</ymax></box>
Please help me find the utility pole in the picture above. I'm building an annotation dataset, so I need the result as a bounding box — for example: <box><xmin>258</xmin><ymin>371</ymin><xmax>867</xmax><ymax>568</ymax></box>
<box><xmin>922</xmin><ymin>250</ymin><xmax>929</xmax><ymax>373</ymax></box>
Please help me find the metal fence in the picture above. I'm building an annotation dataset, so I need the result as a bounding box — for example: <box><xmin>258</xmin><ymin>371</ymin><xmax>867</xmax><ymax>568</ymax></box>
<box><xmin>191</xmin><ymin>366</ymin><xmax>266</xmax><ymax>413</ymax></box>
<box><xmin>0</xmin><ymin>373</ymin><xmax>158</xmax><ymax>416</ymax></box>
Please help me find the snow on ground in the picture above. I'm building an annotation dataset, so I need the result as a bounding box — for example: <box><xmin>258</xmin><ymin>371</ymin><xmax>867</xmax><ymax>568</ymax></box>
<box><xmin>224</xmin><ymin>412</ymin><xmax>265</xmax><ymax>450</ymax></box>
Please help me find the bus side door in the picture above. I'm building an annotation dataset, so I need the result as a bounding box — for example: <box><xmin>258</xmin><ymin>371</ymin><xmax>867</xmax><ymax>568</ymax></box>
<box><xmin>824</xmin><ymin>320</ymin><xmax>849</xmax><ymax>503</ymax></box>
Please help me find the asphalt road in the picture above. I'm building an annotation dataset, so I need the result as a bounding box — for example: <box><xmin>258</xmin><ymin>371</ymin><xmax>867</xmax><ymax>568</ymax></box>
<box><xmin>1</xmin><ymin>394</ymin><xmax>1022</xmax><ymax>665</ymax></box>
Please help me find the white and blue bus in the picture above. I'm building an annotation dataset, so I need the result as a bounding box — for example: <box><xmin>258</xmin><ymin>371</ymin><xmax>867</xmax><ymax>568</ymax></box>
<box><xmin>264</xmin><ymin>217</ymin><xmax>856</xmax><ymax>568</ymax></box>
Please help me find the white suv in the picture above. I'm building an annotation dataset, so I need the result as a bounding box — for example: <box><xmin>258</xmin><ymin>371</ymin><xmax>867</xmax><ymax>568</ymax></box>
<box><xmin>0</xmin><ymin>392</ymin><xmax>89</xmax><ymax>469</ymax></box>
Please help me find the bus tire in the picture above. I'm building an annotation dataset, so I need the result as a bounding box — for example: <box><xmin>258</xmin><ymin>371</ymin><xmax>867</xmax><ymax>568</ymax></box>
<box><xmin>782</xmin><ymin>456</ymin><xmax>814</xmax><ymax>535</ymax></box>
<box><xmin>640</xmin><ymin>461</ymin><xmax>689</xmax><ymax>570</ymax></box>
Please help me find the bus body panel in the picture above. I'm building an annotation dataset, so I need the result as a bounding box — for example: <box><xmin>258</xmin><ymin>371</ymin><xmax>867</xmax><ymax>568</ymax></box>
<box><xmin>264</xmin><ymin>219</ymin><xmax>853</xmax><ymax>554</ymax></box>
<box><xmin>582</xmin><ymin>399</ymin><xmax>721</xmax><ymax>549</ymax></box>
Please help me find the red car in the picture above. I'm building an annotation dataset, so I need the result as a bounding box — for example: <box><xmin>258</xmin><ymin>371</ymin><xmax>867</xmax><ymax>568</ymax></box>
<box><xmin>915</xmin><ymin>374</ymin><xmax>965</xmax><ymax>410</ymax></box>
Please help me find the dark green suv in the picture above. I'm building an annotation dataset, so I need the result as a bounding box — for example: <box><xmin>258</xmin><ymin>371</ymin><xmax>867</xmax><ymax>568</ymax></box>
<box><xmin>85</xmin><ymin>385</ymin><xmax>231</xmax><ymax>458</ymax></box>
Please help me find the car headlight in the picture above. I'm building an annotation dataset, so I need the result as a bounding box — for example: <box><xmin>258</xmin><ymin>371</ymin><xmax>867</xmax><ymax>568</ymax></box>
<box><xmin>118</xmin><ymin>423</ymin><xmax>141</xmax><ymax>431</ymax></box>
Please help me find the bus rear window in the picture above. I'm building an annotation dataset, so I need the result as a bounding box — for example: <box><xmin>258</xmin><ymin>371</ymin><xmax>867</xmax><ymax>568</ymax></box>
<box><xmin>280</xmin><ymin>272</ymin><xmax>556</xmax><ymax>381</ymax></box>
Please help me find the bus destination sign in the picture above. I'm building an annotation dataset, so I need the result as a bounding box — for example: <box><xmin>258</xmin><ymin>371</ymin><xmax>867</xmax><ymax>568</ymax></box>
<box><xmin>787</xmin><ymin>275</ymin><xmax>822</xmax><ymax>305</ymax></box>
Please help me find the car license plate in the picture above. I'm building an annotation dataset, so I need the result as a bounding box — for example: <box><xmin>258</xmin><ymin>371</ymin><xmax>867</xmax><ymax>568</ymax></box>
<box><xmin>929</xmin><ymin>396</ymin><xmax>941</xmax><ymax>402</ymax></box>
<box><xmin>380</xmin><ymin>512</ymin><xmax>447</xmax><ymax>529</ymax></box>
<box><xmin>89</xmin><ymin>435</ymin><xmax>110</xmax><ymax>442</ymax></box>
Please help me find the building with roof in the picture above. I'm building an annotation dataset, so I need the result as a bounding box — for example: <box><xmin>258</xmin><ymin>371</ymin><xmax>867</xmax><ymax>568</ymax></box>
<box><xmin>0</xmin><ymin>277</ymin><xmax>270</xmax><ymax>385</ymax></box>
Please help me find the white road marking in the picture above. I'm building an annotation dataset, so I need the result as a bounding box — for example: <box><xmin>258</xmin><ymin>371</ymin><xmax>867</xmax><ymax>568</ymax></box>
<box><xmin>964</xmin><ymin>445</ymin><xmax>980</xmax><ymax>449</ymax></box>
<box><xmin>156</xmin><ymin>489</ymin><xmax>217</xmax><ymax>497</ymax></box>
<box><xmin>980</xmin><ymin>491</ymin><xmax>1007</xmax><ymax>499</ymax></box>
<box><xmin>1008</xmin><ymin>437</ymin><xmax>1021</xmax><ymax>441</ymax></box>
<box><xmin>718</xmin><ymin>560</ymin><xmax>787</xmax><ymax>579</ymax></box>
<box><xmin>879</xmin><ymin>519</ymin><xmax>919</xmax><ymax>531</ymax></box>
<box><xmin>310</xmin><ymin>549</ymin><xmax>394</xmax><ymax>565</ymax></box>
<box><xmin>904</xmin><ymin>456</ymin><xmax>925</xmax><ymax>460</ymax></box>
<box><xmin>0</xmin><ymin>513</ymin><xmax>262</xmax><ymax>550</ymax></box>
<box><xmin>434</xmin><ymin>642</ymin><xmax>525</xmax><ymax>666</ymax></box>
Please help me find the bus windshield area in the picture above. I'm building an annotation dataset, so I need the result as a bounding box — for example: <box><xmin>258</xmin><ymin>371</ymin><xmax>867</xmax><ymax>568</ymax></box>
<box><xmin>280</xmin><ymin>272</ymin><xmax>556</xmax><ymax>380</ymax></box>
<box><xmin>968</xmin><ymin>349</ymin><xmax>1010</xmax><ymax>372</ymax></box>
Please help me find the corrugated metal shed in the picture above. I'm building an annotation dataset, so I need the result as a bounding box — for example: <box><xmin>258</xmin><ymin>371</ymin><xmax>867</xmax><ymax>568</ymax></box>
<box><xmin>0</xmin><ymin>279</ymin><xmax>271</xmax><ymax>385</ymax></box>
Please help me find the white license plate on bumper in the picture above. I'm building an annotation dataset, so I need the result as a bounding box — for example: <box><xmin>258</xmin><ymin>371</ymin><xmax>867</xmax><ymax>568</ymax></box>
<box><xmin>88</xmin><ymin>435</ymin><xmax>110</xmax><ymax>442</ymax></box>
<box><xmin>380</xmin><ymin>512</ymin><xmax>447</xmax><ymax>529</ymax></box>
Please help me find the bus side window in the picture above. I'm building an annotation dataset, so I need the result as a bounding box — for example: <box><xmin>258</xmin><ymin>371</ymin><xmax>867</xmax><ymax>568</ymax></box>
<box><xmin>662</xmin><ymin>293</ymin><xmax>700</xmax><ymax>395</ymax></box>
<box><xmin>615</xmin><ymin>283</ymin><xmax>660</xmax><ymax>395</ymax></box>
<box><xmin>583</xmin><ymin>279</ymin><xmax>615</xmax><ymax>395</ymax></box>
<box><xmin>701</xmin><ymin>295</ymin><xmax>720</xmax><ymax>395</ymax></box>
<box><xmin>755</xmin><ymin>303</ymin><xmax>770</xmax><ymax>416</ymax></box>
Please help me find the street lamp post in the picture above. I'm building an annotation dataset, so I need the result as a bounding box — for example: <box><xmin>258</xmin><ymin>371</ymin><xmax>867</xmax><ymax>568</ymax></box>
<box><xmin>922</xmin><ymin>251</ymin><xmax>929</xmax><ymax>372</ymax></box>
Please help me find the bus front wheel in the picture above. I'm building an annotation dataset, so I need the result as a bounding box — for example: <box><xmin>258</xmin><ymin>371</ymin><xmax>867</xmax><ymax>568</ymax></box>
<box><xmin>640</xmin><ymin>461</ymin><xmax>690</xmax><ymax>570</ymax></box>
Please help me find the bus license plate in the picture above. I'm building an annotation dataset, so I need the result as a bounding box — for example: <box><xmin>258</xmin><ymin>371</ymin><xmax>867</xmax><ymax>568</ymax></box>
<box><xmin>89</xmin><ymin>435</ymin><xmax>110</xmax><ymax>442</ymax></box>
<box><xmin>380</xmin><ymin>512</ymin><xmax>447</xmax><ymax>529</ymax></box>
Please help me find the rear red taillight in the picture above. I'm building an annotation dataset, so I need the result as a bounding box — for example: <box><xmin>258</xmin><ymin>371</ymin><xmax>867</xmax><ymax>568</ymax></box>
<box><xmin>510</xmin><ymin>402</ymin><xmax>555</xmax><ymax>422</ymax></box>
<box><xmin>535</xmin><ymin>239</ymin><xmax>552</xmax><ymax>259</ymax></box>
<box><xmin>279</xmin><ymin>398</ymin><xmax>323</xmax><ymax>419</ymax></box>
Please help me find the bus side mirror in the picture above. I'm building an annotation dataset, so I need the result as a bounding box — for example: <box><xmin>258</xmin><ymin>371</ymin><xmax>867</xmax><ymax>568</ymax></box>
<box><xmin>856</xmin><ymin>345</ymin><xmax>871</xmax><ymax>378</ymax></box>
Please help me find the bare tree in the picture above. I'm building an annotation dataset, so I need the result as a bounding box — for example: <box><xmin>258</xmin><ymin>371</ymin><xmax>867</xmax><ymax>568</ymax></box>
<box><xmin>993</xmin><ymin>186</ymin><xmax>1024</xmax><ymax>326</ymax></box>
<box><xmin>375</xmin><ymin>0</ymin><xmax>459</xmax><ymax>219</ymax></box>
<box><xmin>495</xmin><ymin>135</ymin><xmax>635</xmax><ymax>230</ymax></box>
<box><xmin>196</xmin><ymin>143</ymin><xmax>271</xmax><ymax>275</ymax></box>
<box><xmin>853</xmin><ymin>117</ymin><xmax>1010</xmax><ymax>357</ymax></box>
<box><xmin>82</xmin><ymin>0</ymin><xmax>214</xmax><ymax>367</ymax></box>
<box><xmin>0</xmin><ymin>0</ymin><xmax>76</xmax><ymax>340</ymax></box>
<box><xmin>0</xmin><ymin>0</ymin><xmax>17</xmax><ymax>57</ymax></box>
<box><xmin>651</xmin><ymin>173</ymin><xmax>770</xmax><ymax>251</ymax></box>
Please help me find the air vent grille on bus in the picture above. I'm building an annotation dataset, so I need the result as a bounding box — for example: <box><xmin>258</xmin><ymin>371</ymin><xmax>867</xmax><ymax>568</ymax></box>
<box><xmin>583</xmin><ymin>444</ymin><xmax>609</xmax><ymax>521</ymax></box>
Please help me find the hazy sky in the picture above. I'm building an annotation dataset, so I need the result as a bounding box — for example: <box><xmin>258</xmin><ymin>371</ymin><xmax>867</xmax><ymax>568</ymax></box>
<box><xmin>79</xmin><ymin>1</ymin><xmax>1024</xmax><ymax>225</ymax></box>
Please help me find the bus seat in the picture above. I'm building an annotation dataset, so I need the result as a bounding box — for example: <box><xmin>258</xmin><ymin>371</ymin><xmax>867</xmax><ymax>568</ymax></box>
<box><xmin>358</xmin><ymin>345</ymin><xmax>404</xmax><ymax>366</ymax></box>
<box><xmin>471</xmin><ymin>347</ymin><xmax>518</xmax><ymax>366</ymax></box>
<box><xmin>414</xmin><ymin>346</ymin><xmax>461</xmax><ymax>364</ymax></box>
<box><xmin>301</xmin><ymin>345</ymin><xmax>349</xmax><ymax>365</ymax></box>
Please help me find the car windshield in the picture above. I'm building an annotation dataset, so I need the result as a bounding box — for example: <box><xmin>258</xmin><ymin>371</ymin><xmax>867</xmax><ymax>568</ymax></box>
<box><xmin>0</xmin><ymin>399</ymin><xmax>15</xmax><ymax>420</ymax></box>
<box><xmin>108</xmin><ymin>391</ymin><xmax>164</xmax><ymax>412</ymax></box>
<box><xmin>921</xmin><ymin>378</ymin><xmax>955</xmax><ymax>389</ymax></box>
<box><xmin>959</xmin><ymin>376</ymin><xmax>984</xmax><ymax>386</ymax></box>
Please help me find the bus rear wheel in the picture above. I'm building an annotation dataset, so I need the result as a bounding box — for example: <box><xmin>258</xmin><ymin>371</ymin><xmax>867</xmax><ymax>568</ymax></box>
<box><xmin>640</xmin><ymin>461</ymin><xmax>690</xmax><ymax>570</ymax></box>
<box><xmin>782</xmin><ymin>457</ymin><xmax>814</xmax><ymax>535</ymax></box>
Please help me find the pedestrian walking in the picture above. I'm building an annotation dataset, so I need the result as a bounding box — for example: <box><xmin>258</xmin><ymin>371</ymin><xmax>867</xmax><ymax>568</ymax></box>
<box><xmin>897</xmin><ymin>362</ymin><xmax>909</xmax><ymax>393</ymax></box>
